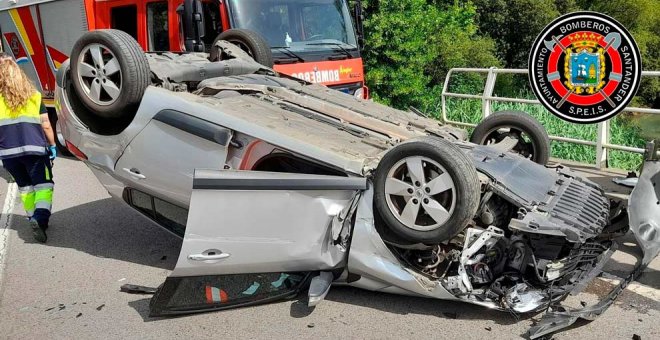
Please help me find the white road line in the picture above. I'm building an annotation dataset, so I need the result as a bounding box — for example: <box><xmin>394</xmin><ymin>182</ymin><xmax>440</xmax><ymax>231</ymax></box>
<box><xmin>598</xmin><ymin>276</ymin><xmax>660</xmax><ymax>301</ymax></box>
<box><xmin>0</xmin><ymin>182</ymin><xmax>18</xmax><ymax>287</ymax></box>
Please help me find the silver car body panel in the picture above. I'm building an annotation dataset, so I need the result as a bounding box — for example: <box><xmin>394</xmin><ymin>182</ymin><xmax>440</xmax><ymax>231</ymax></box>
<box><xmin>346</xmin><ymin>187</ymin><xmax>459</xmax><ymax>301</ymax></box>
<box><xmin>170</xmin><ymin>169</ymin><xmax>365</xmax><ymax>277</ymax></box>
<box><xmin>629</xmin><ymin>157</ymin><xmax>660</xmax><ymax>266</ymax></box>
<box><xmin>114</xmin><ymin>117</ymin><xmax>232</xmax><ymax>207</ymax></box>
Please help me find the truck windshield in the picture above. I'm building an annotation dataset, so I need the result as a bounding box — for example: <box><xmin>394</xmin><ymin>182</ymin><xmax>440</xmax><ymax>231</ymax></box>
<box><xmin>227</xmin><ymin>0</ymin><xmax>357</xmax><ymax>52</ymax></box>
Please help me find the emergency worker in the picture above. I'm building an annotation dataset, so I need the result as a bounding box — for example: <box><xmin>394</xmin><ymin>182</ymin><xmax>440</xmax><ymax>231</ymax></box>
<box><xmin>0</xmin><ymin>53</ymin><xmax>57</xmax><ymax>243</ymax></box>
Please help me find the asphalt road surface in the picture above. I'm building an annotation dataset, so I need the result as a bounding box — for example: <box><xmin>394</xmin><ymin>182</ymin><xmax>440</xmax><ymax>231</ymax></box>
<box><xmin>0</xmin><ymin>157</ymin><xmax>658</xmax><ymax>339</ymax></box>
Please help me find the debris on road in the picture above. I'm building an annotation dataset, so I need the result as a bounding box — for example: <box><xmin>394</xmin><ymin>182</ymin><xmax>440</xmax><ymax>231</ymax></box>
<box><xmin>96</xmin><ymin>304</ymin><xmax>105</xmax><ymax>311</ymax></box>
<box><xmin>120</xmin><ymin>284</ymin><xmax>157</xmax><ymax>295</ymax></box>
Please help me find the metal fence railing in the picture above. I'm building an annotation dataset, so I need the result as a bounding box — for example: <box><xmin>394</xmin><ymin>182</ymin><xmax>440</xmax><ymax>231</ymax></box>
<box><xmin>440</xmin><ymin>67</ymin><xmax>660</xmax><ymax>169</ymax></box>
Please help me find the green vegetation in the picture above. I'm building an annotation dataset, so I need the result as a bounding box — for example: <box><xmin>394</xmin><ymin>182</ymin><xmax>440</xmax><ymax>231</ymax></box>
<box><xmin>360</xmin><ymin>0</ymin><xmax>659</xmax><ymax>170</ymax></box>
<box><xmin>442</xmin><ymin>95</ymin><xmax>646</xmax><ymax>170</ymax></box>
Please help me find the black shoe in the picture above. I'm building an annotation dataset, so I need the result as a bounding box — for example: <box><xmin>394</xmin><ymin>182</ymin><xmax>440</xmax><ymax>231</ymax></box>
<box><xmin>29</xmin><ymin>219</ymin><xmax>47</xmax><ymax>243</ymax></box>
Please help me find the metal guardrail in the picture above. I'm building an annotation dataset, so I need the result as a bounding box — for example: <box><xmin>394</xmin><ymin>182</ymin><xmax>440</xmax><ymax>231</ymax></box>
<box><xmin>441</xmin><ymin>67</ymin><xmax>660</xmax><ymax>169</ymax></box>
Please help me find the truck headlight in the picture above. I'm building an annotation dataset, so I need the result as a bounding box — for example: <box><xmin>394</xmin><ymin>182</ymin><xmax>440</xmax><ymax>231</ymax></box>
<box><xmin>354</xmin><ymin>87</ymin><xmax>364</xmax><ymax>99</ymax></box>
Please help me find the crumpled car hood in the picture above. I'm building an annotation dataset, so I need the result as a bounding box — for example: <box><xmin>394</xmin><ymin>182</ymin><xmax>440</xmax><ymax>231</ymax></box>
<box><xmin>528</xmin><ymin>147</ymin><xmax>660</xmax><ymax>339</ymax></box>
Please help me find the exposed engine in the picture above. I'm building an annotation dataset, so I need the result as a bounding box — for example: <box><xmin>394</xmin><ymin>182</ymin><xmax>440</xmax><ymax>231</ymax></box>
<box><xmin>389</xmin><ymin>148</ymin><xmax>614</xmax><ymax>313</ymax></box>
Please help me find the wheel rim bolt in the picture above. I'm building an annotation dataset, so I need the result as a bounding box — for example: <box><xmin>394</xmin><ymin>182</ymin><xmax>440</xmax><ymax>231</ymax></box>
<box><xmin>414</xmin><ymin>181</ymin><xmax>421</xmax><ymax>187</ymax></box>
<box><xmin>412</xmin><ymin>199</ymin><xmax>419</xmax><ymax>204</ymax></box>
<box><xmin>423</xmin><ymin>198</ymin><xmax>429</xmax><ymax>204</ymax></box>
<box><xmin>407</xmin><ymin>188</ymin><xmax>414</xmax><ymax>194</ymax></box>
<box><xmin>425</xmin><ymin>187</ymin><xmax>430</xmax><ymax>193</ymax></box>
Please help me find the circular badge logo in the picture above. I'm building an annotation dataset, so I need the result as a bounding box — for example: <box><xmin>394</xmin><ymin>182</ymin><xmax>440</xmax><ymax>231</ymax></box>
<box><xmin>529</xmin><ymin>12</ymin><xmax>641</xmax><ymax>124</ymax></box>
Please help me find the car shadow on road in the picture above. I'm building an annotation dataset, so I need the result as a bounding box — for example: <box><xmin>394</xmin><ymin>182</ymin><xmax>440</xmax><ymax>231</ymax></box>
<box><xmin>11</xmin><ymin>197</ymin><xmax>182</xmax><ymax>270</ymax></box>
<box><xmin>0</xmin><ymin>166</ymin><xmax>13</xmax><ymax>183</ymax></box>
<box><xmin>125</xmin><ymin>286</ymin><xmax>528</xmax><ymax>327</ymax></box>
<box><xmin>321</xmin><ymin>286</ymin><xmax>527</xmax><ymax>326</ymax></box>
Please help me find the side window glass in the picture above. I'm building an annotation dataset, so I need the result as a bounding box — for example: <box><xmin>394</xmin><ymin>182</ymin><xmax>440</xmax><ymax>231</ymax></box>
<box><xmin>129</xmin><ymin>189</ymin><xmax>154</xmax><ymax>218</ymax></box>
<box><xmin>154</xmin><ymin>197</ymin><xmax>187</xmax><ymax>236</ymax></box>
<box><xmin>201</xmin><ymin>2</ymin><xmax>221</xmax><ymax>49</ymax></box>
<box><xmin>111</xmin><ymin>5</ymin><xmax>139</xmax><ymax>40</ymax></box>
<box><xmin>126</xmin><ymin>189</ymin><xmax>187</xmax><ymax>237</ymax></box>
<box><xmin>147</xmin><ymin>2</ymin><xmax>170</xmax><ymax>51</ymax></box>
<box><xmin>264</xmin><ymin>5</ymin><xmax>290</xmax><ymax>46</ymax></box>
<box><xmin>150</xmin><ymin>272</ymin><xmax>310</xmax><ymax>316</ymax></box>
<box><xmin>301</xmin><ymin>5</ymin><xmax>345</xmax><ymax>42</ymax></box>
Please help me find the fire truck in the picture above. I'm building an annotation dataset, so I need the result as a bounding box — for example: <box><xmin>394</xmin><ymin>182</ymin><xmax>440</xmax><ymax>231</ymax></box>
<box><xmin>0</xmin><ymin>0</ymin><xmax>366</xmax><ymax>149</ymax></box>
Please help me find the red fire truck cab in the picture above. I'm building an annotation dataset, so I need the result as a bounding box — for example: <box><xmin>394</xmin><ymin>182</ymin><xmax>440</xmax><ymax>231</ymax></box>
<box><xmin>0</xmin><ymin>0</ymin><xmax>367</xmax><ymax>107</ymax></box>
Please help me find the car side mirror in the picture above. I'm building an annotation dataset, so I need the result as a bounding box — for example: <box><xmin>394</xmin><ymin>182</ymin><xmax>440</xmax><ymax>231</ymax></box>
<box><xmin>179</xmin><ymin>0</ymin><xmax>206</xmax><ymax>52</ymax></box>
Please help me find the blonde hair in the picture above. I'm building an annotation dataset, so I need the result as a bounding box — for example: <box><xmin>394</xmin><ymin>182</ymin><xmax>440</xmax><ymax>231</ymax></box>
<box><xmin>0</xmin><ymin>57</ymin><xmax>38</xmax><ymax>112</ymax></box>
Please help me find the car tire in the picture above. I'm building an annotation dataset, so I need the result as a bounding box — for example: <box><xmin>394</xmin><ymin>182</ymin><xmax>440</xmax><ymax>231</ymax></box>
<box><xmin>470</xmin><ymin>111</ymin><xmax>550</xmax><ymax>165</ymax></box>
<box><xmin>373</xmin><ymin>137</ymin><xmax>480</xmax><ymax>244</ymax></box>
<box><xmin>69</xmin><ymin>29</ymin><xmax>150</xmax><ymax>119</ymax></box>
<box><xmin>209</xmin><ymin>29</ymin><xmax>274</xmax><ymax>67</ymax></box>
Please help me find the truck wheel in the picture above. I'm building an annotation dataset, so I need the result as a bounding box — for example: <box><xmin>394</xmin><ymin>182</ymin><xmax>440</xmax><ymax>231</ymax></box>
<box><xmin>470</xmin><ymin>111</ymin><xmax>550</xmax><ymax>165</ymax></box>
<box><xmin>70</xmin><ymin>29</ymin><xmax>150</xmax><ymax>119</ymax></box>
<box><xmin>373</xmin><ymin>137</ymin><xmax>480</xmax><ymax>244</ymax></box>
<box><xmin>209</xmin><ymin>29</ymin><xmax>274</xmax><ymax>67</ymax></box>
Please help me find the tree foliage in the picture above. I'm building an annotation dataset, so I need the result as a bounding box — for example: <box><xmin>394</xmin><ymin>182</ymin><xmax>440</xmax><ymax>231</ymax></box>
<box><xmin>361</xmin><ymin>0</ymin><xmax>500</xmax><ymax>111</ymax></box>
<box><xmin>361</xmin><ymin>0</ymin><xmax>660</xmax><ymax>109</ymax></box>
<box><xmin>579</xmin><ymin>0</ymin><xmax>660</xmax><ymax>107</ymax></box>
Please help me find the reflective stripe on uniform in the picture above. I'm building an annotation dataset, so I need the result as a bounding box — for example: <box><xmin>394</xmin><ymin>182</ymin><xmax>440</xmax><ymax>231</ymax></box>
<box><xmin>35</xmin><ymin>201</ymin><xmax>51</xmax><ymax>211</ymax></box>
<box><xmin>0</xmin><ymin>145</ymin><xmax>47</xmax><ymax>157</ymax></box>
<box><xmin>18</xmin><ymin>185</ymin><xmax>34</xmax><ymax>193</ymax></box>
<box><xmin>34</xmin><ymin>183</ymin><xmax>53</xmax><ymax>190</ymax></box>
<box><xmin>34</xmin><ymin>183</ymin><xmax>53</xmax><ymax>212</ymax></box>
<box><xmin>0</xmin><ymin>116</ymin><xmax>42</xmax><ymax>126</ymax></box>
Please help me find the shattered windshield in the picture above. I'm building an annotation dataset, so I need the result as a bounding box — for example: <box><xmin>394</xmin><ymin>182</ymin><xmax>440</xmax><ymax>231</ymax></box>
<box><xmin>227</xmin><ymin>0</ymin><xmax>357</xmax><ymax>52</ymax></box>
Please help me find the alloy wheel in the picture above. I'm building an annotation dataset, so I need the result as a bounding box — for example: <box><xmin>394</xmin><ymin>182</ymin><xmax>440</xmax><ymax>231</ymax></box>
<box><xmin>384</xmin><ymin>156</ymin><xmax>457</xmax><ymax>231</ymax></box>
<box><xmin>76</xmin><ymin>43</ymin><xmax>122</xmax><ymax>106</ymax></box>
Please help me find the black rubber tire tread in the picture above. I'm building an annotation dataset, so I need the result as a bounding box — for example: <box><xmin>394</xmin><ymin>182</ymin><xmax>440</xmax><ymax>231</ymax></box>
<box><xmin>70</xmin><ymin>29</ymin><xmax>150</xmax><ymax>119</ymax></box>
<box><xmin>373</xmin><ymin>137</ymin><xmax>480</xmax><ymax>244</ymax></box>
<box><xmin>209</xmin><ymin>29</ymin><xmax>274</xmax><ymax>67</ymax></box>
<box><xmin>470</xmin><ymin>110</ymin><xmax>551</xmax><ymax>165</ymax></box>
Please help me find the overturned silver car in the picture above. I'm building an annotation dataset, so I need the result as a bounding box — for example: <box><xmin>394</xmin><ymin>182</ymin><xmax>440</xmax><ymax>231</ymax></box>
<box><xmin>54</xmin><ymin>30</ymin><xmax>659</xmax><ymax>339</ymax></box>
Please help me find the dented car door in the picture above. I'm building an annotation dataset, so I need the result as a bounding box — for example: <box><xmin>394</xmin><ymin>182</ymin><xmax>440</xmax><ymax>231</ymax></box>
<box><xmin>149</xmin><ymin>169</ymin><xmax>366</xmax><ymax>316</ymax></box>
<box><xmin>115</xmin><ymin>110</ymin><xmax>234</xmax><ymax>208</ymax></box>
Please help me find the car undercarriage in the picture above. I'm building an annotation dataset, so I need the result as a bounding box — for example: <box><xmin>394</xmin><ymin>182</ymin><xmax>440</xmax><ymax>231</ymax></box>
<box><xmin>54</xmin><ymin>30</ymin><xmax>659</xmax><ymax>339</ymax></box>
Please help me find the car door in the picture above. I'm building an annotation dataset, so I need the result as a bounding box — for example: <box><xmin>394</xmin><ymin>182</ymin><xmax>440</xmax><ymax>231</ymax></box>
<box><xmin>115</xmin><ymin>109</ymin><xmax>233</xmax><ymax>208</ymax></box>
<box><xmin>149</xmin><ymin>169</ymin><xmax>366</xmax><ymax>316</ymax></box>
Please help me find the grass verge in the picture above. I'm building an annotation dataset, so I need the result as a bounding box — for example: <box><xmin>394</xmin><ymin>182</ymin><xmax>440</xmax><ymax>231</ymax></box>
<box><xmin>437</xmin><ymin>97</ymin><xmax>647</xmax><ymax>171</ymax></box>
